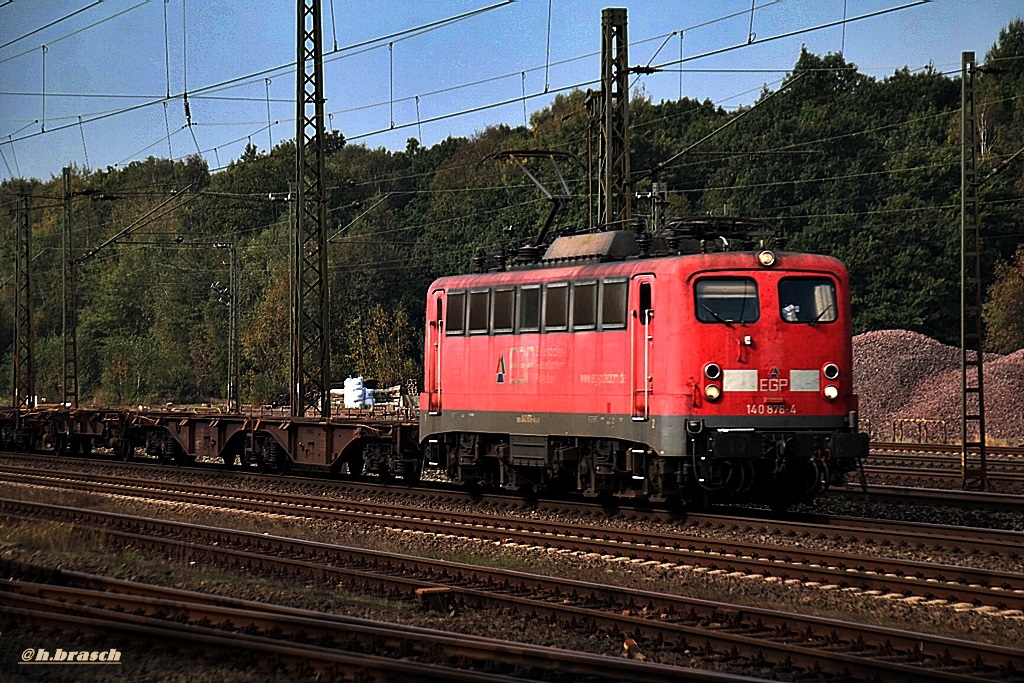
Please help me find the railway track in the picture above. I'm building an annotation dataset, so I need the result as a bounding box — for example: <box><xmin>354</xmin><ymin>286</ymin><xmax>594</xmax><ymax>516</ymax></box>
<box><xmin>3</xmin><ymin>562</ymin><xmax>731</xmax><ymax>683</ymax></box>
<box><xmin>2</xmin><ymin>459</ymin><xmax>1021</xmax><ymax>559</ymax></box>
<box><xmin>3</xmin><ymin>455</ymin><xmax>1023</xmax><ymax>564</ymax></box>
<box><xmin>863</xmin><ymin>465</ymin><xmax>1024</xmax><ymax>486</ymax></box>
<box><xmin>872</xmin><ymin>442</ymin><xmax>1024</xmax><ymax>457</ymax></box>
<box><xmin>829</xmin><ymin>483</ymin><xmax>1024</xmax><ymax>512</ymax></box>
<box><xmin>869</xmin><ymin>453</ymin><xmax>1024</xmax><ymax>471</ymax></box>
<box><xmin>1</xmin><ymin>496</ymin><xmax>1021</xmax><ymax>681</ymax></box>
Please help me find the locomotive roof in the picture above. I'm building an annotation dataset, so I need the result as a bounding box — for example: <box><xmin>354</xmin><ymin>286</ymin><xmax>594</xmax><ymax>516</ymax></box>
<box><xmin>429</xmin><ymin>247</ymin><xmax>848</xmax><ymax>290</ymax></box>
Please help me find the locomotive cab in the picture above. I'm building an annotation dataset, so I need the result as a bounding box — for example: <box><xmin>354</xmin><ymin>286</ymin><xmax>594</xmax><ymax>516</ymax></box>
<box><xmin>682</xmin><ymin>250</ymin><xmax>867</xmax><ymax>508</ymax></box>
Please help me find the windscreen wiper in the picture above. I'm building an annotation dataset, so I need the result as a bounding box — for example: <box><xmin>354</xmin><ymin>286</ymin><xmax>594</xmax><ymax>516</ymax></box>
<box><xmin>808</xmin><ymin>303</ymin><xmax>834</xmax><ymax>326</ymax></box>
<box><xmin>701</xmin><ymin>303</ymin><xmax>733</xmax><ymax>327</ymax></box>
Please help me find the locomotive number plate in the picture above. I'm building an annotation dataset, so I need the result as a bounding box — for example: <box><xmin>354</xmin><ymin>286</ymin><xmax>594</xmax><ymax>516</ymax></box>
<box><xmin>746</xmin><ymin>404</ymin><xmax>796</xmax><ymax>415</ymax></box>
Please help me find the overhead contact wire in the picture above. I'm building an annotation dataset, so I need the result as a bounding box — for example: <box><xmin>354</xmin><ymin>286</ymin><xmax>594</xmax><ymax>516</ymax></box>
<box><xmin>0</xmin><ymin>0</ymin><xmax>104</xmax><ymax>51</ymax></box>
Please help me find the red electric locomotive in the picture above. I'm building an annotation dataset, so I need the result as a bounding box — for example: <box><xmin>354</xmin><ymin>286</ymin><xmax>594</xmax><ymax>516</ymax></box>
<box><xmin>420</xmin><ymin>223</ymin><xmax>868</xmax><ymax>508</ymax></box>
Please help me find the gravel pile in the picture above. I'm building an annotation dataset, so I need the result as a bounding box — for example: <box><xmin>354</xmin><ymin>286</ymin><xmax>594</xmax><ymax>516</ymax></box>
<box><xmin>853</xmin><ymin>330</ymin><xmax>1024</xmax><ymax>444</ymax></box>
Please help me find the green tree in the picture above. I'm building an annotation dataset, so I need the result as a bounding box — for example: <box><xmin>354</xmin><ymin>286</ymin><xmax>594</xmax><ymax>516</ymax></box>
<box><xmin>984</xmin><ymin>244</ymin><xmax>1024</xmax><ymax>353</ymax></box>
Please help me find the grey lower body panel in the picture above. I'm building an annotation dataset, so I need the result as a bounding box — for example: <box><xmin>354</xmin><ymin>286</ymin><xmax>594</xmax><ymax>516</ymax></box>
<box><xmin>420</xmin><ymin>409</ymin><xmax>851</xmax><ymax>458</ymax></box>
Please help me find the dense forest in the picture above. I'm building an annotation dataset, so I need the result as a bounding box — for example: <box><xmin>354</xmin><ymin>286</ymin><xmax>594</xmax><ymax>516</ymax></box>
<box><xmin>2</xmin><ymin>22</ymin><xmax>1023</xmax><ymax>407</ymax></box>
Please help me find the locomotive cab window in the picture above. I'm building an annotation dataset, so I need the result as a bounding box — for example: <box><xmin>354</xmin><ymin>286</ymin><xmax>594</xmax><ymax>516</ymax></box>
<box><xmin>600</xmin><ymin>279</ymin><xmax>628</xmax><ymax>329</ymax></box>
<box><xmin>544</xmin><ymin>282</ymin><xmax>569</xmax><ymax>332</ymax></box>
<box><xmin>571</xmin><ymin>281</ymin><xmax>598</xmax><ymax>331</ymax></box>
<box><xmin>492</xmin><ymin>288</ymin><xmax>515</xmax><ymax>333</ymax></box>
<box><xmin>468</xmin><ymin>290</ymin><xmax>490</xmax><ymax>334</ymax></box>
<box><xmin>778</xmin><ymin>277</ymin><xmax>837</xmax><ymax>324</ymax></box>
<box><xmin>445</xmin><ymin>291</ymin><xmax>466</xmax><ymax>335</ymax></box>
<box><xmin>695</xmin><ymin>278</ymin><xmax>759</xmax><ymax>325</ymax></box>
<box><xmin>518</xmin><ymin>285</ymin><xmax>541</xmax><ymax>332</ymax></box>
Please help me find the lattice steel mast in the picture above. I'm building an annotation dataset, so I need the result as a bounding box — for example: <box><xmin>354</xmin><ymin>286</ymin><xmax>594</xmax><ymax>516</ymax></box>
<box><xmin>13</xmin><ymin>193</ymin><xmax>34</xmax><ymax>410</ymax></box>
<box><xmin>292</xmin><ymin>0</ymin><xmax>331</xmax><ymax>418</ymax></box>
<box><xmin>227</xmin><ymin>239</ymin><xmax>241</xmax><ymax>414</ymax></box>
<box><xmin>596</xmin><ymin>7</ymin><xmax>631</xmax><ymax>229</ymax></box>
<box><xmin>960</xmin><ymin>51</ymin><xmax>987</xmax><ymax>490</ymax></box>
<box><xmin>62</xmin><ymin>167</ymin><xmax>79</xmax><ymax>408</ymax></box>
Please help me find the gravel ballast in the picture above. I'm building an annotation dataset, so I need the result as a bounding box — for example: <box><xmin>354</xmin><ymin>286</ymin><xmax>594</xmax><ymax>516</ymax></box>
<box><xmin>854</xmin><ymin>329</ymin><xmax>1024</xmax><ymax>443</ymax></box>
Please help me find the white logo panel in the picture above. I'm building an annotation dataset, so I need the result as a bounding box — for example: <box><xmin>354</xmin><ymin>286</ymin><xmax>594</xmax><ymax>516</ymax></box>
<box><xmin>723</xmin><ymin>369</ymin><xmax>758</xmax><ymax>392</ymax></box>
<box><xmin>790</xmin><ymin>370</ymin><xmax>820</xmax><ymax>392</ymax></box>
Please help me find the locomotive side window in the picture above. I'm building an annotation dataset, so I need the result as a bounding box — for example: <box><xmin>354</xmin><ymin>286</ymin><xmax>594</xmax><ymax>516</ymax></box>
<box><xmin>778</xmin><ymin>278</ymin><xmax>837</xmax><ymax>324</ymax></box>
<box><xmin>544</xmin><ymin>282</ymin><xmax>569</xmax><ymax>332</ymax></box>
<box><xmin>571</xmin><ymin>281</ymin><xmax>598</xmax><ymax>331</ymax></box>
<box><xmin>695</xmin><ymin>278</ymin><xmax>759</xmax><ymax>324</ymax></box>
<box><xmin>600</xmin><ymin>279</ymin><xmax>628</xmax><ymax>329</ymax></box>
<box><xmin>518</xmin><ymin>286</ymin><xmax>541</xmax><ymax>332</ymax></box>
<box><xmin>468</xmin><ymin>290</ymin><xmax>490</xmax><ymax>334</ymax></box>
<box><xmin>492</xmin><ymin>288</ymin><xmax>515</xmax><ymax>333</ymax></box>
<box><xmin>446</xmin><ymin>291</ymin><xmax>466</xmax><ymax>335</ymax></box>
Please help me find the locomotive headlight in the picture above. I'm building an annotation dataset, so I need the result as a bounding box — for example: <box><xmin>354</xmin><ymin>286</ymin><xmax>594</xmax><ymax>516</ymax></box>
<box><xmin>823</xmin><ymin>363</ymin><xmax>840</xmax><ymax>380</ymax></box>
<box><xmin>705</xmin><ymin>384</ymin><xmax>721</xmax><ymax>401</ymax></box>
<box><xmin>823</xmin><ymin>384</ymin><xmax>839</xmax><ymax>401</ymax></box>
<box><xmin>704</xmin><ymin>363</ymin><xmax>722</xmax><ymax>380</ymax></box>
<box><xmin>757</xmin><ymin>250</ymin><xmax>776</xmax><ymax>267</ymax></box>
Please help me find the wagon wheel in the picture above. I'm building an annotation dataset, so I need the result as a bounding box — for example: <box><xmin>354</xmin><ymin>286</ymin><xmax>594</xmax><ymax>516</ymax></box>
<box><xmin>75</xmin><ymin>436</ymin><xmax>93</xmax><ymax>457</ymax></box>
<box><xmin>51</xmin><ymin>432</ymin><xmax>68</xmax><ymax>456</ymax></box>
<box><xmin>271</xmin><ymin>444</ymin><xmax>292</xmax><ymax>475</ymax></box>
<box><xmin>402</xmin><ymin>458</ymin><xmax>422</xmax><ymax>486</ymax></box>
<box><xmin>116</xmin><ymin>438</ymin><xmax>133</xmax><ymax>462</ymax></box>
<box><xmin>161</xmin><ymin>438</ymin><xmax>195</xmax><ymax>466</ymax></box>
<box><xmin>259</xmin><ymin>441</ymin><xmax>291</xmax><ymax>475</ymax></box>
<box><xmin>346</xmin><ymin>450</ymin><xmax>364</xmax><ymax>477</ymax></box>
<box><xmin>45</xmin><ymin>419</ymin><xmax>68</xmax><ymax>456</ymax></box>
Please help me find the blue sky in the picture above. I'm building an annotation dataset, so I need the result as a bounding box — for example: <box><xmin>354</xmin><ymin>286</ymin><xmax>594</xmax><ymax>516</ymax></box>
<box><xmin>1</xmin><ymin>0</ymin><xmax>1021</xmax><ymax>182</ymax></box>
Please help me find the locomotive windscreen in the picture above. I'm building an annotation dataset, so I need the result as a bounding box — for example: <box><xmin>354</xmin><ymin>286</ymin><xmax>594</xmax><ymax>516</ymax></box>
<box><xmin>695</xmin><ymin>277</ymin><xmax>760</xmax><ymax>325</ymax></box>
<box><xmin>778</xmin><ymin>278</ymin><xmax>837</xmax><ymax>324</ymax></box>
